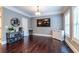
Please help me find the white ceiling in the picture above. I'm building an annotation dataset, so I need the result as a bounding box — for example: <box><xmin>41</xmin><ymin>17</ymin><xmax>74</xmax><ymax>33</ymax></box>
<box><xmin>12</xmin><ymin>6</ymin><xmax>69</xmax><ymax>17</ymax></box>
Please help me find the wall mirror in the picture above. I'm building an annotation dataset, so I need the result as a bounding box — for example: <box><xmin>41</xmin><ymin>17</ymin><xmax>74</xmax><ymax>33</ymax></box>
<box><xmin>11</xmin><ymin>18</ymin><xmax>20</xmax><ymax>27</ymax></box>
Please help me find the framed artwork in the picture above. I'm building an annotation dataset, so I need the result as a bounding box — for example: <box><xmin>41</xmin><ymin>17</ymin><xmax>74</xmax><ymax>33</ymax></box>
<box><xmin>37</xmin><ymin>18</ymin><xmax>50</xmax><ymax>27</ymax></box>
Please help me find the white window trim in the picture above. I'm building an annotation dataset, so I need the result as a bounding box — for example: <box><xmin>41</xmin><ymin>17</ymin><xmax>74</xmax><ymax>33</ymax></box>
<box><xmin>73</xmin><ymin>7</ymin><xmax>79</xmax><ymax>41</ymax></box>
<box><xmin>64</xmin><ymin>9</ymin><xmax>70</xmax><ymax>38</ymax></box>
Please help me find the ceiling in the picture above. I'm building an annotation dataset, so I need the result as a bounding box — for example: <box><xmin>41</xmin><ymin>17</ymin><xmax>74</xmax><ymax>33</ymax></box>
<box><xmin>13</xmin><ymin>6</ymin><xmax>68</xmax><ymax>17</ymax></box>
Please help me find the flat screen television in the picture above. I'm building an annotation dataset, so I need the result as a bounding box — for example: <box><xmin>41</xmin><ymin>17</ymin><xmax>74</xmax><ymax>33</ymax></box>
<box><xmin>37</xmin><ymin>18</ymin><xmax>50</xmax><ymax>27</ymax></box>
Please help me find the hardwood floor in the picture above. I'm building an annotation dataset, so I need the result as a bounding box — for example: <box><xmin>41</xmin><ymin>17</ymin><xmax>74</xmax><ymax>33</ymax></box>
<box><xmin>0</xmin><ymin>35</ymin><xmax>73</xmax><ymax>53</ymax></box>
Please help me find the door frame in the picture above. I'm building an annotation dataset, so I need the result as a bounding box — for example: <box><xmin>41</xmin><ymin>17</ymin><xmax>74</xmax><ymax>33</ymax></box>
<box><xmin>0</xmin><ymin>7</ymin><xmax>3</xmax><ymax>44</ymax></box>
<box><xmin>22</xmin><ymin>17</ymin><xmax>29</xmax><ymax>36</ymax></box>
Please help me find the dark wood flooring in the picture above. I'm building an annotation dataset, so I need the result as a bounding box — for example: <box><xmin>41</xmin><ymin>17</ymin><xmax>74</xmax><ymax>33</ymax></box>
<box><xmin>0</xmin><ymin>35</ymin><xmax>73</xmax><ymax>53</ymax></box>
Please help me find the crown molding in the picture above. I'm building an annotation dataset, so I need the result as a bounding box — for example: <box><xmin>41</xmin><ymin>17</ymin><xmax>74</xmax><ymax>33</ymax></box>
<box><xmin>31</xmin><ymin>11</ymin><xmax>63</xmax><ymax>18</ymax></box>
<box><xmin>3</xmin><ymin>6</ymin><xmax>64</xmax><ymax>18</ymax></box>
<box><xmin>3</xmin><ymin>6</ymin><xmax>31</xmax><ymax>17</ymax></box>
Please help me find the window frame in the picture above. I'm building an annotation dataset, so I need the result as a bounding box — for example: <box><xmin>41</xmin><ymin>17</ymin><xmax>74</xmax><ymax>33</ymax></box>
<box><xmin>73</xmin><ymin>7</ymin><xmax>79</xmax><ymax>40</ymax></box>
<box><xmin>64</xmin><ymin>9</ymin><xmax>70</xmax><ymax>38</ymax></box>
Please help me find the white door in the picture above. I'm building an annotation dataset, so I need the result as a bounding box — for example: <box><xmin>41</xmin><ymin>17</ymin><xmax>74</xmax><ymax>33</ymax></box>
<box><xmin>22</xmin><ymin>17</ymin><xmax>29</xmax><ymax>36</ymax></box>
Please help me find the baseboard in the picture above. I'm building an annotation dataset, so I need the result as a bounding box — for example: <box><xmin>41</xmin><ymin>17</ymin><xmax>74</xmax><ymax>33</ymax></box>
<box><xmin>24</xmin><ymin>33</ymin><xmax>29</xmax><ymax>36</ymax></box>
<box><xmin>24</xmin><ymin>34</ymin><xmax>29</xmax><ymax>36</ymax></box>
<box><xmin>65</xmin><ymin>39</ymin><xmax>79</xmax><ymax>53</ymax></box>
<box><xmin>2</xmin><ymin>41</ymin><xmax>7</xmax><ymax>45</ymax></box>
<box><xmin>33</xmin><ymin>34</ymin><xmax>52</xmax><ymax>37</ymax></box>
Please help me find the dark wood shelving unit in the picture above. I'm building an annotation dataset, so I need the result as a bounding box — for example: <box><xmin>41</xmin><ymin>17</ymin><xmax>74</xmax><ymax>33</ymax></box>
<box><xmin>6</xmin><ymin>31</ymin><xmax>24</xmax><ymax>44</ymax></box>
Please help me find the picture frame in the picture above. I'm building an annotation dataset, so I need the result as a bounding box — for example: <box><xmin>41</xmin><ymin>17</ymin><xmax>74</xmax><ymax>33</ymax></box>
<box><xmin>37</xmin><ymin>18</ymin><xmax>50</xmax><ymax>27</ymax></box>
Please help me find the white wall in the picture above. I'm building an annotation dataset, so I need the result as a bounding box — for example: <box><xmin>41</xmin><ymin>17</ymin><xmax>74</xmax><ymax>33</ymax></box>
<box><xmin>22</xmin><ymin>17</ymin><xmax>29</xmax><ymax>36</ymax></box>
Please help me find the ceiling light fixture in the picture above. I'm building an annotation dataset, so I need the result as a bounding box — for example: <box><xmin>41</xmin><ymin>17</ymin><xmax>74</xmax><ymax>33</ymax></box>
<box><xmin>35</xmin><ymin>6</ymin><xmax>41</xmax><ymax>16</ymax></box>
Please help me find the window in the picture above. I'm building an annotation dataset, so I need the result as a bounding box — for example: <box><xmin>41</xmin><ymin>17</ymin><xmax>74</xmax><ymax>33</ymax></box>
<box><xmin>73</xmin><ymin>7</ymin><xmax>79</xmax><ymax>40</ymax></box>
<box><xmin>65</xmin><ymin>10</ymin><xmax>70</xmax><ymax>37</ymax></box>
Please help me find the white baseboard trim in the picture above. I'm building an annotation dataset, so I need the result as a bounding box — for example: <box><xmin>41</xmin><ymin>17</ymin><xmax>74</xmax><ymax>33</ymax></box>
<box><xmin>33</xmin><ymin>34</ymin><xmax>52</xmax><ymax>37</ymax></box>
<box><xmin>24</xmin><ymin>33</ymin><xmax>29</xmax><ymax>36</ymax></box>
<box><xmin>65</xmin><ymin>39</ymin><xmax>79</xmax><ymax>53</ymax></box>
<box><xmin>2</xmin><ymin>41</ymin><xmax>7</xmax><ymax>45</ymax></box>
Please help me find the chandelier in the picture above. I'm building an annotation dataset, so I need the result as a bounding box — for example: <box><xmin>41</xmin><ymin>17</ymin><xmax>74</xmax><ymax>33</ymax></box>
<box><xmin>35</xmin><ymin>6</ymin><xmax>41</xmax><ymax>16</ymax></box>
